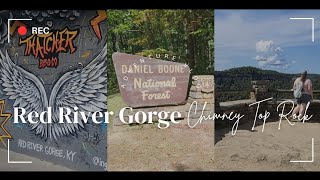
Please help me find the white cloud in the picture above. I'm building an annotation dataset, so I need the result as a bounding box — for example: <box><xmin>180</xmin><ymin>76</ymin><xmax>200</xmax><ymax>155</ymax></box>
<box><xmin>255</xmin><ymin>40</ymin><xmax>289</xmax><ymax>69</ymax></box>
<box><xmin>256</xmin><ymin>40</ymin><xmax>274</xmax><ymax>53</ymax></box>
<box><xmin>215</xmin><ymin>10</ymin><xmax>320</xmax><ymax>72</ymax></box>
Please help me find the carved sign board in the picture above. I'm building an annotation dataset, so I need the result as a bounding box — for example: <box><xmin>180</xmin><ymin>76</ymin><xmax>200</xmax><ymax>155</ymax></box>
<box><xmin>112</xmin><ymin>52</ymin><xmax>190</xmax><ymax>108</ymax></box>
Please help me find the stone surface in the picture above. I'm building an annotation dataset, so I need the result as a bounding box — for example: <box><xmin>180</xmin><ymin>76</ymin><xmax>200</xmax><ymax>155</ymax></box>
<box><xmin>190</xmin><ymin>86</ymin><xmax>201</xmax><ymax>92</ymax></box>
<box><xmin>193</xmin><ymin>92</ymin><xmax>203</xmax><ymax>99</ymax></box>
<box><xmin>186</xmin><ymin>102</ymin><xmax>214</xmax><ymax>110</ymax></box>
<box><xmin>203</xmin><ymin>93</ymin><xmax>214</xmax><ymax>99</ymax></box>
<box><xmin>189</xmin><ymin>98</ymin><xmax>214</xmax><ymax>104</ymax></box>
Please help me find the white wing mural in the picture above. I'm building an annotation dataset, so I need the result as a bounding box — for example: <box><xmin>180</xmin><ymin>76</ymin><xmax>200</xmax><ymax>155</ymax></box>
<box><xmin>0</xmin><ymin>43</ymin><xmax>107</xmax><ymax>141</ymax></box>
<box><xmin>48</xmin><ymin>44</ymin><xmax>107</xmax><ymax>141</ymax></box>
<box><xmin>0</xmin><ymin>51</ymin><xmax>49</xmax><ymax>138</ymax></box>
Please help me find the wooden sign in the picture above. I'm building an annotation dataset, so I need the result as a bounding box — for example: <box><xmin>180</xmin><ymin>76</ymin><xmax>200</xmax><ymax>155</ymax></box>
<box><xmin>112</xmin><ymin>53</ymin><xmax>191</xmax><ymax>108</ymax></box>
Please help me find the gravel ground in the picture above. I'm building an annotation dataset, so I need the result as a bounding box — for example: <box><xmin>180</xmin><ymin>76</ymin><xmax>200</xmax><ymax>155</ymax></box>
<box><xmin>107</xmin><ymin>120</ymin><xmax>215</xmax><ymax>171</ymax></box>
<box><xmin>214</xmin><ymin>120</ymin><xmax>320</xmax><ymax>171</ymax></box>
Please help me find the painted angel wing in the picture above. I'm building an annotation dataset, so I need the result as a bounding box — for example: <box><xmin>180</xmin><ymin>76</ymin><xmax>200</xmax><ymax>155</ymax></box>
<box><xmin>0</xmin><ymin>51</ymin><xmax>49</xmax><ymax>138</ymax></box>
<box><xmin>48</xmin><ymin>43</ymin><xmax>107</xmax><ymax>141</ymax></box>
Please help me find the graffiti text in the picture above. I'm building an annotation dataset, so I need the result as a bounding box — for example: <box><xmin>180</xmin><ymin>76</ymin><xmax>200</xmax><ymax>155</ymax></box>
<box><xmin>19</xmin><ymin>27</ymin><xmax>79</xmax><ymax>69</ymax></box>
<box><xmin>18</xmin><ymin>139</ymin><xmax>77</xmax><ymax>162</ymax></box>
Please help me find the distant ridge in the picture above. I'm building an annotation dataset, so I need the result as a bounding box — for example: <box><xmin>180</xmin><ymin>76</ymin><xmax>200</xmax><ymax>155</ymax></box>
<box><xmin>215</xmin><ymin>66</ymin><xmax>320</xmax><ymax>102</ymax></box>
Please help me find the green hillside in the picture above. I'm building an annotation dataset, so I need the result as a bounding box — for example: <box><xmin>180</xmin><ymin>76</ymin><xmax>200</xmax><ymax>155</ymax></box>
<box><xmin>215</xmin><ymin>66</ymin><xmax>320</xmax><ymax>102</ymax></box>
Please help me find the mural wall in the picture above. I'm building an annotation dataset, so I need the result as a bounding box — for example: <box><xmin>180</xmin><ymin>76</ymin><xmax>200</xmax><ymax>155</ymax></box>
<box><xmin>0</xmin><ymin>10</ymin><xmax>107</xmax><ymax>171</ymax></box>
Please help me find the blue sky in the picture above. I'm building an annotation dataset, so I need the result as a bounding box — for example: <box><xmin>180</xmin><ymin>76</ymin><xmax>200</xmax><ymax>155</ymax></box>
<box><xmin>215</xmin><ymin>10</ymin><xmax>320</xmax><ymax>74</ymax></box>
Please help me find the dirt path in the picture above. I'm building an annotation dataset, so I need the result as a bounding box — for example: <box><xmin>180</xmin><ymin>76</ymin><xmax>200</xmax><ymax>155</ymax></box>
<box><xmin>108</xmin><ymin>116</ymin><xmax>320</xmax><ymax>171</ymax></box>
<box><xmin>107</xmin><ymin>121</ymin><xmax>215</xmax><ymax>171</ymax></box>
<box><xmin>214</xmin><ymin>120</ymin><xmax>320</xmax><ymax>171</ymax></box>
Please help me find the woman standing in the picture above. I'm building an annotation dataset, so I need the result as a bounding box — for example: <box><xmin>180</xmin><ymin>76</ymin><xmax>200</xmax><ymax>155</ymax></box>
<box><xmin>291</xmin><ymin>70</ymin><xmax>313</xmax><ymax>121</ymax></box>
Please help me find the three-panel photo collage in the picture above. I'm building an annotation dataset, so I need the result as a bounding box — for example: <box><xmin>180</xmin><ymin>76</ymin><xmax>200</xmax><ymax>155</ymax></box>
<box><xmin>0</xmin><ymin>9</ymin><xmax>318</xmax><ymax>171</ymax></box>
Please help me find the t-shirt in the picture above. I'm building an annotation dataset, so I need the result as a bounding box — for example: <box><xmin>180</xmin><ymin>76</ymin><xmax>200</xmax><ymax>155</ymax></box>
<box><xmin>294</xmin><ymin>77</ymin><xmax>312</xmax><ymax>95</ymax></box>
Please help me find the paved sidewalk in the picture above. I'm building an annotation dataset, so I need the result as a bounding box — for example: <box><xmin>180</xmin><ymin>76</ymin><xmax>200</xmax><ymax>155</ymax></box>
<box><xmin>0</xmin><ymin>148</ymin><xmax>72</xmax><ymax>171</ymax></box>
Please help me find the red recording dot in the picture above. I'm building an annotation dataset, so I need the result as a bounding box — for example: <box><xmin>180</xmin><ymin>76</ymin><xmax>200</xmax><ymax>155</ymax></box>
<box><xmin>18</xmin><ymin>26</ymin><xmax>27</xmax><ymax>36</ymax></box>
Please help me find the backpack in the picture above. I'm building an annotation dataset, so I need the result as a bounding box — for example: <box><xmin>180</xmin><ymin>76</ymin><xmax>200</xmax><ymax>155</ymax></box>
<box><xmin>293</xmin><ymin>80</ymin><xmax>304</xmax><ymax>99</ymax></box>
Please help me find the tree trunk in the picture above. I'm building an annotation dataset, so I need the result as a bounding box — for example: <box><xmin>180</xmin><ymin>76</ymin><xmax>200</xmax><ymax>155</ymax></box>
<box><xmin>186</xmin><ymin>10</ymin><xmax>196</xmax><ymax>71</ymax></box>
<box><xmin>187</xmin><ymin>34</ymin><xmax>195</xmax><ymax>70</ymax></box>
<box><xmin>111</xmin><ymin>34</ymin><xmax>117</xmax><ymax>52</ymax></box>
<box><xmin>115</xmin><ymin>33</ymin><xmax>120</xmax><ymax>52</ymax></box>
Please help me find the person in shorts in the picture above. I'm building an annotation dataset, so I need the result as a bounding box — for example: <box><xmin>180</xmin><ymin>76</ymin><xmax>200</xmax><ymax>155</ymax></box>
<box><xmin>291</xmin><ymin>70</ymin><xmax>313</xmax><ymax>121</ymax></box>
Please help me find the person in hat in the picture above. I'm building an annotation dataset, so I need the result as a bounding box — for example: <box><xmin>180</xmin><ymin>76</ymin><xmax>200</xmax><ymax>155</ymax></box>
<box><xmin>291</xmin><ymin>70</ymin><xmax>313</xmax><ymax>121</ymax></box>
